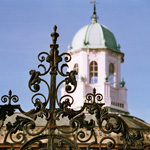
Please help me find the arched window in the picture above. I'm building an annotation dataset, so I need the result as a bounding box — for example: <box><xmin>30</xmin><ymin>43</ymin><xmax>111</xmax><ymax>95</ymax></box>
<box><xmin>109</xmin><ymin>63</ymin><xmax>115</xmax><ymax>87</ymax></box>
<box><xmin>90</xmin><ymin>61</ymin><xmax>98</xmax><ymax>84</ymax></box>
<box><xmin>74</xmin><ymin>63</ymin><xmax>79</xmax><ymax>80</ymax></box>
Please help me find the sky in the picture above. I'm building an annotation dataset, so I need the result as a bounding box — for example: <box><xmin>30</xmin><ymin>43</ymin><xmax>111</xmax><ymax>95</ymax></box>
<box><xmin>0</xmin><ymin>0</ymin><xmax>150</xmax><ymax>123</ymax></box>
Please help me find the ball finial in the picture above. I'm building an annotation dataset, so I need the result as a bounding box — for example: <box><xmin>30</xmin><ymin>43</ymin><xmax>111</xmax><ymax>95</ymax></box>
<box><xmin>51</xmin><ymin>25</ymin><xmax>59</xmax><ymax>44</ymax></box>
<box><xmin>53</xmin><ymin>25</ymin><xmax>57</xmax><ymax>32</ymax></box>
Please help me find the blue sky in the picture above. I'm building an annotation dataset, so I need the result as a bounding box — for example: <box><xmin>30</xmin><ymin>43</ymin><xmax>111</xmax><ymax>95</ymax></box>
<box><xmin>0</xmin><ymin>0</ymin><xmax>150</xmax><ymax>123</ymax></box>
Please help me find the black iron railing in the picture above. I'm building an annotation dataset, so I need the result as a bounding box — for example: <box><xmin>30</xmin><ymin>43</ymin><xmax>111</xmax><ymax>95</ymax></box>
<box><xmin>0</xmin><ymin>26</ymin><xmax>144</xmax><ymax>150</ymax></box>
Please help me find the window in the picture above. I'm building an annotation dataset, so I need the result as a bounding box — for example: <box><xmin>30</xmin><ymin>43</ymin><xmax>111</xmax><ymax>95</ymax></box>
<box><xmin>111</xmin><ymin>101</ymin><xmax>124</xmax><ymax>108</ymax></box>
<box><xmin>90</xmin><ymin>61</ymin><xmax>98</xmax><ymax>84</ymax></box>
<box><xmin>73</xmin><ymin>63</ymin><xmax>79</xmax><ymax>80</ymax></box>
<box><xmin>109</xmin><ymin>63</ymin><xmax>115</xmax><ymax>87</ymax></box>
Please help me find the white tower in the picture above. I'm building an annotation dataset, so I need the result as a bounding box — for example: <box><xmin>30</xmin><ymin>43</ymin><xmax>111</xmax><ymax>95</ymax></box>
<box><xmin>61</xmin><ymin>4</ymin><xmax>128</xmax><ymax>114</ymax></box>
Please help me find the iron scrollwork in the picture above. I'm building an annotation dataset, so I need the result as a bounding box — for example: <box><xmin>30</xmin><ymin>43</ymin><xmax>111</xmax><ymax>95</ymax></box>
<box><xmin>0</xmin><ymin>26</ymin><xmax>144</xmax><ymax>150</ymax></box>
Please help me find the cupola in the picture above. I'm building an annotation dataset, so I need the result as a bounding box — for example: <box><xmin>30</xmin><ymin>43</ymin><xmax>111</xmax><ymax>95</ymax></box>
<box><xmin>69</xmin><ymin>4</ymin><xmax>121</xmax><ymax>53</ymax></box>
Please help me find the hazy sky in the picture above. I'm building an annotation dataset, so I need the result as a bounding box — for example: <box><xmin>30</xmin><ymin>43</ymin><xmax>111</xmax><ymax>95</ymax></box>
<box><xmin>0</xmin><ymin>0</ymin><xmax>150</xmax><ymax>123</ymax></box>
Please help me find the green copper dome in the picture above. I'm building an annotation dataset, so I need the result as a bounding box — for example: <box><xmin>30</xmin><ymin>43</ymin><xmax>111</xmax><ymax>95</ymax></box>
<box><xmin>68</xmin><ymin>23</ymin><xmax>120</xmax><ymax>53</ymax></box>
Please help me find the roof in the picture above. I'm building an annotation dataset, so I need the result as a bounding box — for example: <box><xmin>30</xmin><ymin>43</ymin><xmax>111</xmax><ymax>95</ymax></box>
<box><xmin>120</xmin><ymin>115</ymin><xmax>150</xmax><ymax>130</ymax></box>
<box><xmin>68</xmin><ymin>23</ymin><xmax>121</xmax><ymax>53</ymax></box>
<box><xmin>68</xmin><ymin>3</ymin><xmax>122</xmax><ymax>54</ymax></box>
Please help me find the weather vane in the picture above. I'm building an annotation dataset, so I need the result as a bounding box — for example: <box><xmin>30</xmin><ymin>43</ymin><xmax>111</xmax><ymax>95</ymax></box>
<box><xmin>90</xmin><ymin>0</ymin><xmax>98</xmax><ymax>5</ymax></box>
<box><xmin>90</xmin><ymin>0</ymin><xmax>99</xmax><ymax>23</ymax></box>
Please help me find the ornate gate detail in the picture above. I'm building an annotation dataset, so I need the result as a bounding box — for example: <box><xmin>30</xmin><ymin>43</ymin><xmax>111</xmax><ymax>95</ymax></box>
<box><xmin>0</xmin><ymin>26</ymin><xmax>144</xmax><ymax>150</ymax></box>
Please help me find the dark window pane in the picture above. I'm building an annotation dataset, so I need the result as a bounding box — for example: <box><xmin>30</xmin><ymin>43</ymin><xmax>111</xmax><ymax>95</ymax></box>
<box><xmin>94</xmin><ymin>66</ymin><xmax>98</xmax><ymax>71</ymax></box>
<box><xmin>90</xmin><ymin>66</ymin><xmax>93</xmax><ymax>71</ymax></box>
